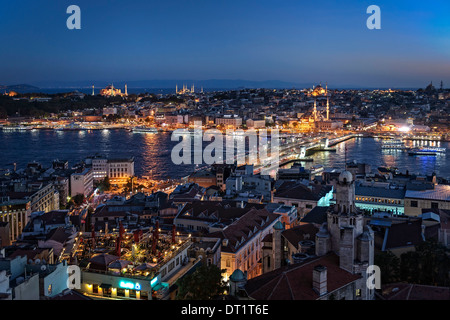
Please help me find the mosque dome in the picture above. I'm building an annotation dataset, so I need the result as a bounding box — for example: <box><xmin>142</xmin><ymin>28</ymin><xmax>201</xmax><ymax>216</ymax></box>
<box><xmin>230</xmin><ymin>269</ymin><xmax>245</xmax><ymax>282</ymax></box>
<box><xmin>273</xmin><ymin>221</ymin><xmax>284</xmax><ymax>231</ymax></box>
<box><xmin>339</xmin><ymin>171</ymin><xmax>353</xmax><ymax>184</ymax></box>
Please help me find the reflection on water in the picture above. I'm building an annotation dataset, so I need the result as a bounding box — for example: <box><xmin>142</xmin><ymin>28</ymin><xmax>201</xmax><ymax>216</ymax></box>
<box><xmin>310</xmin><ymin>137</ymin><xmax>449</xmax><ymax>178</ymax></box>
<box><xmin>0</xmin><ymin>131</ymin><xmax>449</xmax><ymax>180</ymax></box>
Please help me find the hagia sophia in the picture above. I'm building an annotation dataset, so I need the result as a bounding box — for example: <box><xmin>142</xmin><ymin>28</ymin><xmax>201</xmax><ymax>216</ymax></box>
<box><xmin>99</xmin><ymin>84</ymin><xmax>128</xmax><ymax>97</ymax></box>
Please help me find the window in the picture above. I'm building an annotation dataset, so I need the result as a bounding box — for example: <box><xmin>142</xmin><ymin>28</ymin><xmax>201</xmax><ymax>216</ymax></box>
<box><xmin>129</xmin><ymin>289</ymin><xmax>137</xmax><ymax>299</ymax></box>
<box><xmin>103</xmin><ymin>288</ymin><xmax>112</xmax><ymax>297</ymax></box>
<box><xmin>93</xmin><ymin>284</ymin><xmax>99</xmax><ymax>294</ymax></box>
<box><xmin>410</xmin><ymin>200</ymin><xmax>418</xmax><ymax>208</ymax></box>
<box><xmin>140</xmin><ymin>291</ymin><xmax>148</xmax><ymax>300</ymax></box>
<box><xmin>356</xmin><ymin>289</ymin><xmax>361</xmax><ymax>297</ymax></box>
<box><xmin>117</xmin><ymin>288</ymin><xmax>126</xmax><ymax>297</ymax></box>
<box><xmin>431</xmin><ymin>202</ymin><xmax>439</xmax><ymax>209</ymax></box>
<box><xmin>47</xmin><ymin>284</ymin><xmax>52</xmax><ymax>296</ymax></box>
<box><xmin>306</xmin><ymin>204</ymin><xmax>313</xmax><ymax>209</ymax></box>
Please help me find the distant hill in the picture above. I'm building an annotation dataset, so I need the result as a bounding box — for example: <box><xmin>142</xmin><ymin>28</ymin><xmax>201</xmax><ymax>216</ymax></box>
<box><xmin>0</xmin><ymin>84</ymin><xmax>40</xmax><ymax>92</ymax></box>
<box><xmin>33</xmin><ymin>79</ymin><xmax>312</xmax><ymax>90</ymax></box>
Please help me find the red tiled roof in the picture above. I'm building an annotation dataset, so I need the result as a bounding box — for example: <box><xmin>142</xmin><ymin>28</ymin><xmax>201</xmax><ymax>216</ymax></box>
<box><xmin>8</xmin><ymin>248</ymin><xmax>48</xmax><ymax>260</ymax></box>
<box><xmin>281</xmin><ymin>223</ymin><xmax>319</xmax><ymax>248</ymax></box>
<box><xmin>245</xmin><ymin>253</ymin><xmax>361</xmax><ymax>300</ymax></box>
<box><xmin>39</xmin><ymin>211</ymin><xmax>69</xmax><ymax>225</ymax></box>
<box><xmin>209</xmin><ymin>209</ymin><xmax>280</xmax><ymax>253</ymax></box>
<box><xmin>176</xmin><ymin>201</ymin><xmax>264</xmax><ymax>223</ymax></box>
<box><xmin>274</xmin><ymin>182</ymin><xmax>331</xmax><ymax>201</ymax></box>
<box><xmin>92</xmin><ymin>205</ymin><xmax>146</xmax><ymax>218</ymax></box>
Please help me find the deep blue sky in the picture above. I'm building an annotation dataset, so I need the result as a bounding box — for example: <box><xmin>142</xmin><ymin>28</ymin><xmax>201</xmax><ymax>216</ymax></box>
<box><xmin>0</xmin><ymin>0</ymin><xmax>449</xmax><ymax>88</ymax></box>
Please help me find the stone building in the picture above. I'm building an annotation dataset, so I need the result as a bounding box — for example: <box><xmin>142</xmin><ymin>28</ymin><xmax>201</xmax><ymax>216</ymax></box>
<box><xmin>233</xmin><ymin>170</ymin><xmax>375</xmax><ymax>300</ymax></box>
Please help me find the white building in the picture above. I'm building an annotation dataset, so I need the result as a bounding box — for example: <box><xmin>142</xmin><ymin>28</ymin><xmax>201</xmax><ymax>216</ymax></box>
<box><xmin>107</xmin><ymin>158</ymin><xmax>135</xmax><ymax>186</ymax></box>
<box><xmin>246</xmin><ymin>119</ymin><xmax>266</xmax><ymax>129</ymax></box>
<box><xmin>0</xmin><ymin>197</ymin><xmax>31</xmax><ymax>243</ymax></box>
<box><xmin>0</xmin><ymin>255</ymin><xmax>40</xmax><ymax>300</ymax></box>
<box><xmin>404</xmin><ymin>184</ymin><xmax>450</xmax><ymax>216</ymax></box>
<box><xmin>70</xmin><ymin>168</ymin><xmax>94</xmax><ymax>197</ymax></box>
<box><xmin>215</xmin><ymin>115</ymin><xmax>243</xmax><ymax>128</ymax></box>
<box><xmin>209</xmin><ymin>208</ymin><xmax>281</xmax><ymax>280</ymax></box>
<box><xmin>87</xmin><ymin>156</ymin><xmax>135</xmax><ymax>185</ymax></box>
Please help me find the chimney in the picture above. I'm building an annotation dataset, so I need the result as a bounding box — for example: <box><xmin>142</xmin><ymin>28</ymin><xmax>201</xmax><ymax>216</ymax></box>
<box><xmin>313</xmin><ymin>265</ymin><xmax>327</xmax><ymax>296</ymax></box>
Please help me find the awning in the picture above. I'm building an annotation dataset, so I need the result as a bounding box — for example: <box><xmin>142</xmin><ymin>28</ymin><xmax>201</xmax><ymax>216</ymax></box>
<box><xmin>100</xmin><ymin>283</ymin><xmax>112</xmax><ymax>289</ymax></box>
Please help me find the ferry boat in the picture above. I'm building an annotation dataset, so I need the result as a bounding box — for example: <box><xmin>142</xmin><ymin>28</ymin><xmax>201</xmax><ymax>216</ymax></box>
<box><xmin>55</xmin><ymin>123</ymin><xmax>87</xmax><ymax>131</ymax></box>
<box><xmin>132</xmin><ymin>126</ymin><xmax>159</xmax><ymax>134</ymax></box>
<box><xmin>381</xmin><ymin>139</ymin><xmax>406</xmax><ymax>149</ymax></box>
<box><xmin>310</xmin><ymin>165</ymin><xmax>324</xmax><ymax>174</ymax></box>
<box><xmin>2</xmin><ymin>125</ymin><xmax>33</xmax><ymax>131</ymax></box>
<box><xmin>408</xmin><ymin>147</ymin><xmax>446</xmax><ymax>156</ymax></box>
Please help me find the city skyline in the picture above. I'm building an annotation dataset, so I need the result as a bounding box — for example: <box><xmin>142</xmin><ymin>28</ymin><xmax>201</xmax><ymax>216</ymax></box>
<box><xmin>0</xmin><ymin>0</ymin><xmax>449</xmax><ymax>304</ymax></box>
<box><xmin>1</xmin><ymin>0</ymin><xmax>449</xmax><ymax>88</ymax></box>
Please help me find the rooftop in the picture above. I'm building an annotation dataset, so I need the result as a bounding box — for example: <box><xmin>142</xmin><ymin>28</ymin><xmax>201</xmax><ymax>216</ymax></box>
<box><xmin>356</xmin><ymin>185</ymin><xmax>406</xmax><ymax>200</ymax></box>
<box><xmin>209</xmin><ymin>209</ymin><xmax>280</xmax><ymax>253</ymax></box>
<box><xmin>244</xmin><ymin>253</ymin><xmax>361</xmax><ymax>300</ymax></box>
<box><xmin>378</xmin><ymin>283</ymin><xmax>450</xmax><ymax>300</ymax></box>
<box><xmin>405</xmin><ymin>184</ymin><xmax>450</xmax><ymax>201</ymax></box>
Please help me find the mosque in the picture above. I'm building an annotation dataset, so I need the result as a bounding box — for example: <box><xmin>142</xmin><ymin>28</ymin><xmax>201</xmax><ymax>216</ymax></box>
<box><xmin>297</xmin><ymin>82</ymin><xmax>343</xmax><ymax>131</ymax></box>
<box><xmin>99</xmin><ymin>84</ymin><xmax>128</xmax><ymax>97</ymax></box>
<box><xmin>176</xmin><ymin>84</ymin><xmax>202</xmax><ymax>95</ymax></box>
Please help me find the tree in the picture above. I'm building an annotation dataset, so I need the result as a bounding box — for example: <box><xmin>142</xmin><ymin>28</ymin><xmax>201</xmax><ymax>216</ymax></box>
<box><xmin>72</xmin><ymin>194</ymin><xmax>85</xmax><ymax>206</ymax></box>
<box><xmin>374</xmin><ymin>250</ymin><xmax>400</xmax><ymax>284</ymax></box>
<box><xmin>98</xmin><ymin>177</ymin><xmax>111</xmax><ymax>192</ymax></box>
<box><xmin>176</xmin><ymin>264</ymin><xmax>227</xmax><ymax>300</ymax></box>
<box><xmin>400</xmin><ymin>240</ymin><xmax>450</xmax><ymax>287</ymax></box>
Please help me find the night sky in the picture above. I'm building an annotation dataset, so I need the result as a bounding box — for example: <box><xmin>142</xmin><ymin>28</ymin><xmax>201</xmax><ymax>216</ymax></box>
<box><xmin>0</xmin><ymin>0</ymin><xmax>449</xmax><ymax>88</ymax></box>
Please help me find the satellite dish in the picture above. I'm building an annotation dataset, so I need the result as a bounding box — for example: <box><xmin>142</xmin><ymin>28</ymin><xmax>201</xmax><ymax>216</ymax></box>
<box><xmin>41</xmin><ymin>265</ymin><xmax>47</xmax><ymax>271</ymax></box>
<box><xmin>34</xmin><ymin>259</ymin><xmax>41</xmax><ymax>264</ymax></box>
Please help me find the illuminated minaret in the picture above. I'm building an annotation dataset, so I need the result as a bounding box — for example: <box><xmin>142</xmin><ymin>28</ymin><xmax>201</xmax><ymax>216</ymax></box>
<box><xmin>125</xmin><ymin>84</ymin><xmax>128</xmax><ymax>96</ymax></box>
<box><xmin>191</xmin><ymin>84</ymin><xmax>195</xmax><ymax>93</ymax></box>
<box><xmin>176</xmin><ymin>84</ymin><xmax>178</xmax><ymax>94</ymax></box>
<box><xmin>313</xmin><ymin>99</ymin><xmax>317</xmax><ymax>121</ymax></box>
<box><xmin>326</xmin><ymin>82</ymin><xmax>329</xmax><ymax>121</ymax></box>
<box><xmin>92</xmin><ymin>85</ymin><xmax>95</xmax><ymax>96</ymax></box>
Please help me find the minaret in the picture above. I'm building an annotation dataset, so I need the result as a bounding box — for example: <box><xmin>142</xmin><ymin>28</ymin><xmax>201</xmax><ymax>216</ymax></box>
<box><xmin>191</xmin><ymin>84</ymin><xmax>195</xmax><ymax>93</ymax></box>
<box><xmin>313</xmin><ymin>99</ymin><xmax>317</xmax><ymax>121</ymax></box>
<box><xmin>326</xmin><ymin>82</ymin><xmax>329</xmax><ymax>121</ymax></box>
<box><xmin>92</xmin><ymin>85</ymin><xmax>95</xmax><ymax>96</ymax></box>
<box><xmin>176</xmin><ymin>84</ymin><xmax>178</xmax><ymax>94</ymax></box>
<box><xmin>201</xmin><ymin>86</ymin><xmax>204</xmax><ymax>94</ymax></box>
<box><xmin>125</xmin><ymin>84</ymin><xmax>128</xmax><ymax>96</ymax></box>
<box><xmin>273</xmin><ymin>221</ymin><xmax>284</xmax><ymax>270</ymax></box>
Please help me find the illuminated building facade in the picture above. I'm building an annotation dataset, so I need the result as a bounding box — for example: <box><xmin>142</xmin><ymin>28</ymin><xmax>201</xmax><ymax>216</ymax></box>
<box><xmin>100</xmin><ymin>84</ymin><xmax>128</xmax><ymax>97</ymax></box>
<box><xmin>0</xmin><ymin>197</ymin><xmax>31</xmax><ymax>244</ymax></box>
